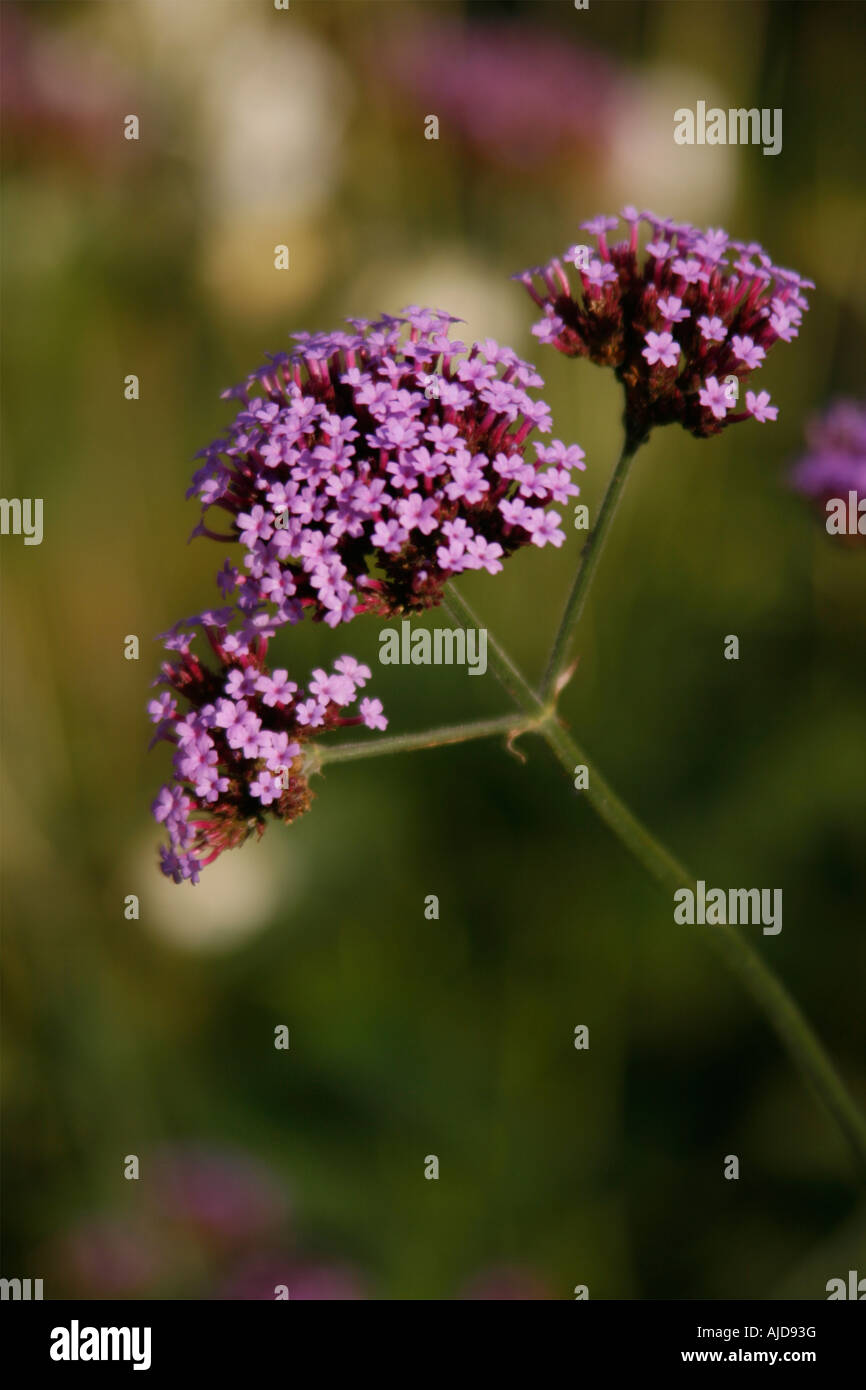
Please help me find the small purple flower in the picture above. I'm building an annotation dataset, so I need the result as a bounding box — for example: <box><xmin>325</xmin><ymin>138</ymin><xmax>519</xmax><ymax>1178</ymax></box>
<box><xmin>699</xmin><ymin>377</ymin><xmax>731</xmax><ymax>421</ymax></box>
<box><xmin>656</xmin><ymin>294</ymin><xmax>690</xmax><ymax>325</ymax></box>
<box><xmin>583</xmin><ymin>259</ymin><xmax>619</xmax><ymax>290</ymax></box>
<box><xmin>533</xmin><ymin>313</ymin><xmax>565</xmax><ymax>345</ymax></box>
<box><xmin>334</xmin><ymin>656</ymin><xmax>371</xmax><ymax>687</ymax></box>
<box><xmin>646</xmin><ymin>239</ymin><xmax>672</xmax><ymax>261</ymax></box>
<box><xmin>581</xmin><ymin>214</ymin><xmax>620</xmax><ymax>238</ymax></box>
<box><xmin>151</xmin><ymin>785</ymin><xmax>190</xmax><ymax>826</ymax></box>
<box><xmin>360</xmin><ymin>697</ymin><xmax>387</xmax><ymax>731</ymax></box>
<box><xmin>148</xmin><ymin>692</ymin><xmax>176</xmax><ymax>724</ymax></box>
<box><xmin>730</xmin><ymin>334</ymin><xmax>766</xmax><ymax>369</ymax></box>
<box><xmin>745</xmin><ymin>389</ymin><xmax>778</xmax><ymax>423</ymax></box>
<box><xmin>524</xmin><ymin>508</ymin><xmax>566</xmax><ymax>548</ymax></box>
<box><xmin>499</xmin><ymin>497</ymin><xmax>528</xmax><ymax>528</ymax></box>
<box><xmin>396</xmin><ymin>493</ymin><xmax>439</xmax><ymax>535</ymax></box>
<box><xmin>255</xmin><ymin>668</ymin><xmax>297</xmax><ymax>707</ymax></box>
<box><xmin>225</xmin><ymin>667</ymin><xmax>261</xmax><ymax>699</ymax></box>
<box><xmin>536</xmin><ymin>441</ymin><xmax>586</xmax><ymax>471</ymax></box>
<box><xmin>642</xmin><ymin>331</ymin><xmax>680</xmax><ymax>370</ymax></box>
<box><xmin>294</xmin><ymin>698</ymin><xmax>327</xmax><ymax>728</ymax></box>
<box><xmin>697</xmin><ymin>315</ymin><xmax>727</xmax><ymax>344</ymax></box>
<box><xmin>237</xmin><ymin>505</ymin><xmax>273</xmax><ymax>546</ymax></box>
<box><xmin>465</xmin><ymin>536</ymin><xmax>505</xmax><ymax>573</ymax></box>
<box><xmin>308</xmin><ymin>668</ymin><xmax>355</xmax><ymax>705</ymax></box>
<box><xmin>370</xmin><ymin>517</ymin><xmax>409</xmax><ymax>556</ymax></box>
<box><xmin>249</xmin><ymin>769</ymin><xmax>284</xmax><ymax>806</ymax></box>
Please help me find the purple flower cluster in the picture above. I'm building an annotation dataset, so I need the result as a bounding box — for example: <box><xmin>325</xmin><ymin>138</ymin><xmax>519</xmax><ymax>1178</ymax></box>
<box><xmin>516</xmin><ymin>210</ymin><xmax>814</xmax><ymax>442</ymax></box>
<box><xmin>188</xmin><ymin>308</ymin><xmax>583</xmax><ymax>632</ymax></box>
<box><xmin>149</xmin><ymin>616</ymin><xmax>385</xmax><ymax>884</ymax></box>
<box><xmin>789</xmin><ymin>399</ymin><xmax>866</xmax><ymax>528</ymax></box>
<box><xmin>152</xmin><ymin>308</ymin><xmax>581</xmax><ymax>884</ymax></box>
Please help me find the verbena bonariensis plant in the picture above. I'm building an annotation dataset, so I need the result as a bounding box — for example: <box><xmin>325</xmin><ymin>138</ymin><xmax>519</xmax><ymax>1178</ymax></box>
<box><xmin>152</xmin><ymin>310</ymin><xmax>581</xmax><ymax>883</ymax></box>
<box><xmin>149</xmin><ymin>214</ymin><xmax>866</xmax><ymax>1180</ymax></box>
<box><xmin>188</xmin><ymin>308</ymin><xmax>583</xmax><ymax>636</ymax></box>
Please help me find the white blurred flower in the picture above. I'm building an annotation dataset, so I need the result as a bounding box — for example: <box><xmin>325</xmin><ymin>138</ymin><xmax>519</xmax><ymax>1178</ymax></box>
<box><xmin>127</xmin><ymin>0</ymin><xmax>351</xmax><ymax>218</ymax></box>
<box><xmin>132</xmin><ymin>832</ymin><xmax>300</xmax><ymax>953</ymax></box>
<box><xmin>195</xmin><ymin>26</ymin><xmax>351</xmax><ymax>222</ymax></box>
<box><xmin>603</xmin><ymin>66</ymin><xmax>737</xmax><ymax>223</ymax></box>
<box><xmin>348</xmin><ymin>249</ymin><xmax>524</xmax><ymax>349</ymax></box>
<box><xmin>121</xmin><ymin>1</ymin><xmax>351</xmax><ymax>311</ymax></box>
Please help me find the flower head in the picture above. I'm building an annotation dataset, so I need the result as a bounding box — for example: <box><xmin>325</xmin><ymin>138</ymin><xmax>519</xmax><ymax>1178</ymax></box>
<box><xmin>188</xmin><ymin>309</ymin><xmax>584</xmax><ymax>633</ymax></box>
<box><xmin>149</xmin><ymin>618</ymin><xmax>386</xmax><ymax>884</ymax></box>
<box><xmin>515</xmin><ymin>210</ymin><xmax>813</xmax><ymax>442</ymax></box>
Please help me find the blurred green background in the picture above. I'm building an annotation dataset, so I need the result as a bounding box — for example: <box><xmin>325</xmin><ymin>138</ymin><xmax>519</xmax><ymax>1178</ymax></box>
<box><xmin>2</xmin><ymin>0</ymin><xmax>865</xmax><ymax>1299</ymax></box>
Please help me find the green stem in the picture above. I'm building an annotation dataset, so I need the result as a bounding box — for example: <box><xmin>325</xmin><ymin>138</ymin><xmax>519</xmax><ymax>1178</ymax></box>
<box><xmin>540</xmin><ymin>433</ymin><xmax>643</xmax><ymax>703</ymax></box>
<box><xmin>541</xmin><ymin>718</ymin><xmax>866</xmax><ymax>1174</ymax></box>
<box><xmin>314</xmin><ymin>712</ymin><xmax>533</xmax><ymax>768</ymax></box>
<box><xmin>443</xmin><ymin>585</ymin><xmax>866</xmax><ymax>1175</ymax></box>
<box><xmin>442</xmin><ymin>589</ymin><xmax>547</xmax><ymax>717</ymax></box>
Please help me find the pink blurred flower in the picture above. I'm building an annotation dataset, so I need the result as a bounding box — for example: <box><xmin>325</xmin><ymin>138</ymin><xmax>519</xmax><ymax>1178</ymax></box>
<box><xmin>217</xmin><ymin>1256</ymin><xmax>368</xmax><ymax>1301</ymax></box>
<box><xmin>1</xmin><ymin>8</ymin><xmax>141</xmax><ymax>172</ymax></box>
<box><xmin>461</xmin><ymin>1265</ymin><xmax>553</xmax><ymax>1301</ymax></box>
<box><xmin>54</xmin><ymin>1217</ymin><xmax>164</xmax><ymax>1297</ymax></box>
<box><xmin>375</xmin><ymin>19</ymin><xmax>627</xmax><ymax>169</ymax></box>
<box><xmin>151</xmin><ymin>1144</ymin><xmax>289</xmax><ymax>1245</ymax></box>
